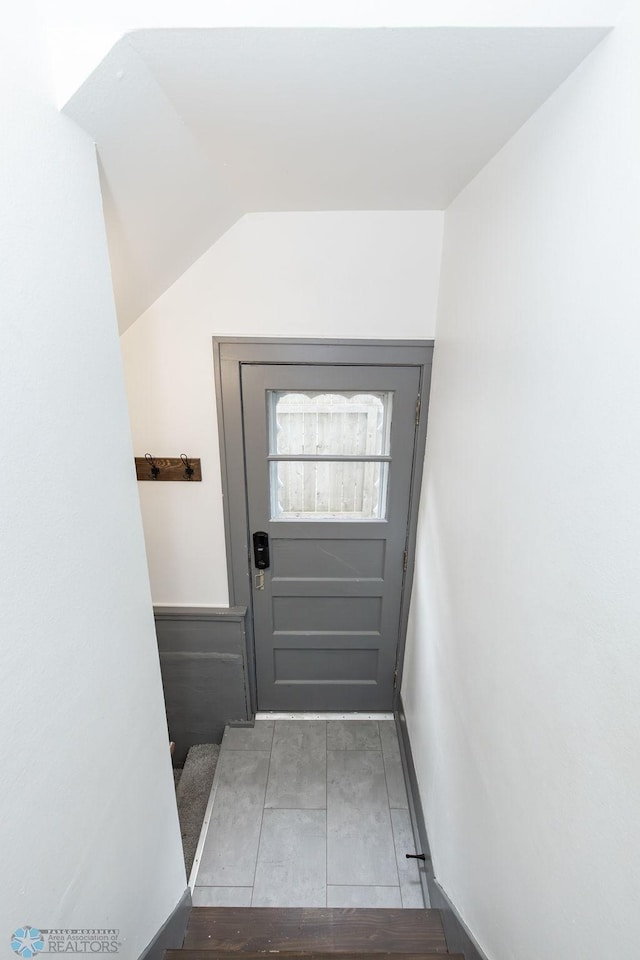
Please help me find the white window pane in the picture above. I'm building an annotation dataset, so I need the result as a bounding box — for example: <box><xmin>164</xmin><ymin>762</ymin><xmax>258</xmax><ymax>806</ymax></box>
<box><xmin>270</xmin><ymin>460</ymin><xmax>389</xmax><ymax>521</ymax></box>
<box><xmin>269</xmin><ymin>391</ymin><xmax>392</xmax><ymax>456</ymax></box>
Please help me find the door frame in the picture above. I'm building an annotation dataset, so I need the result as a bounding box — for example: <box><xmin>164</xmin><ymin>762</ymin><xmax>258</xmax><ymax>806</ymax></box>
<box><xmin>213</xmin><ymin>338</ymin><xmax>434</xmax><ymax>715</ymax></box>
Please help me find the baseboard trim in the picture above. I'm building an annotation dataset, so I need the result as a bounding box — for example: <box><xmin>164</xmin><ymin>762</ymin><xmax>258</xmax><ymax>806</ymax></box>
<box><xmin>137</xmin><ymin>887</ymin><xmax>191</xmax><ymax>960</ymax></box>
<box><xmin>394</xmin><ymin>702</ymin><xmax>431</xmax><ymax>907</ymax></box>
<box><xmin>428</xmin><ymin>879</ymin><xmax>490</xmax><ymax>960</ymax></box>
<box><xmin>395</xmin><ymin>698</ymin><xmax>489</xmax><ymax>960</ymax></box>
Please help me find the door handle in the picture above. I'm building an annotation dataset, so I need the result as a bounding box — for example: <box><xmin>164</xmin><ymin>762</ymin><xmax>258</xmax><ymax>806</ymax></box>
<box><xmin>253</xmin><ymin>531</ymin><xmax>270</xmax><ymax>569</ymax></box>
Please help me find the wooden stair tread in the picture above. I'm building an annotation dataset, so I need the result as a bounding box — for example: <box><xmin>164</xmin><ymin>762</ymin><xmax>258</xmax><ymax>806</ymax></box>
<box><xmin>168</xmin><ymin>953</ymin><xmax>464</xmax><ymax>960</ymax></box>
<box><xmin>183</xmin><ymin>909</ymin><xmax>448</xmax><ymax>955</ymax></box>
<box><xmin>168</xmin><ymin>954</ymin><xmax>463</xmax><ymax>960</ymax></box>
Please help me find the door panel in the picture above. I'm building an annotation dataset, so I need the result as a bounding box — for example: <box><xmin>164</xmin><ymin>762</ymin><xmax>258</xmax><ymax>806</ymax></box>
<box><xmin>272</xmin><ymin>596</ymin><xmax>382</xmax><ymax>632</ymax></box>
<box><xmin>274</xmin><ymin>646</ymin><xmax>379</xmax><ymax>682</ymax></box>
<box><xmin>241</xmin><ymin>363</ymin><xmax>420</xmax><ymax>711</ymax></box>
<box><xmin>272</xmin><ymin>538</ymin><xmax>385</xmax><ymax>580</ymax></box>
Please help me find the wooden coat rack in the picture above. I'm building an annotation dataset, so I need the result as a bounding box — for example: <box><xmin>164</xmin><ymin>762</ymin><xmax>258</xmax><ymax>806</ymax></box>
<box><xmin>135</xmin><ymin>454</ymin><xmax>202</xmax><ymax>482</ymax></box>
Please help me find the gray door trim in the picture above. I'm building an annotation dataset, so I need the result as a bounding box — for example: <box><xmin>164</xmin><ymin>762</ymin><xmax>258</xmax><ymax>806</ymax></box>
<box><xmin>212</xmin><ymin>337</ymin><xmax>433</xmax><ymax>715</ymax></box>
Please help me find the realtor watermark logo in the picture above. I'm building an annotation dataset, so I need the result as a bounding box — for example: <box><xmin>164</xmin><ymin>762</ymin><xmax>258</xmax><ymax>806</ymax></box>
<box><xmin>11</xmin><ymin>928</ymin><xmax>120</xmax><ymax>955</ymax></box>
<box><xmin>10</xmin><ymin>929</ymin><xmax>44</xmax><ymax>958</ymax></box>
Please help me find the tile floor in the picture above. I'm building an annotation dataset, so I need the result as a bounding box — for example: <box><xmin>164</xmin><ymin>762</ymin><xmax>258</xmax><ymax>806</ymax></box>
<box><xmin>191</xmin><ymin>718</ymin><xmax>426</xmax><ymax>908</ymax></box>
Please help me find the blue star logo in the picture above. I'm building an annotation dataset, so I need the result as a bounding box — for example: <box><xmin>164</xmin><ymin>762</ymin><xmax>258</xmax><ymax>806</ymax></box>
<box><xmin>11</xmin><ymin>928</ymin><xmax>45</xmax><ymax>958</ymax></box>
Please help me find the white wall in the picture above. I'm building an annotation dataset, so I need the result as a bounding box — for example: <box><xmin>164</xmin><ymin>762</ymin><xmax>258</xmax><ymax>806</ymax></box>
<box><xmin>0</xmin><ymin>10</ymin><xmax>186</xmax><ymax>958</ymax></box>
<box><xmin>402</xmin><ymin>10</ymin><xmax>640</xmax><ymax>959</ymax></box>
<box><xmin>120</xmin><ymin>210</ymin><xmax>443</xmax><ymax>605</ymax></box>
<box><xmin>45</xmin><ymin>0</ymin><xmax>625</xmax><ymax>108</ymax></box>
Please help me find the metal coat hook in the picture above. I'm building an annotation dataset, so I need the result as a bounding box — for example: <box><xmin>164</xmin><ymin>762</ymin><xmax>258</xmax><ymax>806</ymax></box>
<box><xmin>145</xmin><ymin>453</ymin><xmax>160</xmax><ymax>480</ymax></box>
<box><xmin>181</xmin><ymin>454</ymin><xmax>195</xmax><ymax>480</ymax></box>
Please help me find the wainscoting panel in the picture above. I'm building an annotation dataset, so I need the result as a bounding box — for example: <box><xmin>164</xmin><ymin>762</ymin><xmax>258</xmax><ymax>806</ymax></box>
<box><xmin>155</xmin><ymin>606</ymin><xmax>250</xmax><ymax>765</ymax></box>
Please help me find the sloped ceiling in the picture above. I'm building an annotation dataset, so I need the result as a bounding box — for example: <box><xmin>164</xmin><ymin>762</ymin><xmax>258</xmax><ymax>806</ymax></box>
<box><xmin>63</xmin><ymin>27</ymin><xmax>608</xmax><ymax>332</ymax></box>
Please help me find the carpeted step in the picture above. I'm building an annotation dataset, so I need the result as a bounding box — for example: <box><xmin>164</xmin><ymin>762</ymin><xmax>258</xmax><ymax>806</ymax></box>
<box><xmin>182</xmin><ymin>908</ymin><xmax>449</xmax><ymax>955</ymax></box>
<box><xmin>176</xmin><ymin>744</ymin><xmax>220</xmax><ymax>877</ymax></box>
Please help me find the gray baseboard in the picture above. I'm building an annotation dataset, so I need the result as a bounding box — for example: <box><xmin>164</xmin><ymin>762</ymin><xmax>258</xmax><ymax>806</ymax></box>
<box><xmin>394</xmin><ymin>700</ymin><xmax>431</xmax><ymax>907</ymax></box>
<box><xmin>154</xmin><ymin>606</ymin><xmax>250</xmax><ymax>765</ymax></box>
<box><xmin>138</xmin><ymin>887</ymin><xmax>191</xmax><ymax>960</ymax></box>
<box><xmin>395</xmin><ymin>698</ymin><xmax>489</xmax><ymax>960</ymax></box>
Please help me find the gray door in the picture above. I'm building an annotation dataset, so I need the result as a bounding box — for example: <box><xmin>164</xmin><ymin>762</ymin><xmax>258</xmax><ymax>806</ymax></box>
<box><xmin>241</xmin><ymin>363</ymin><xmax>420</xmax><ymax>711</ymax></box>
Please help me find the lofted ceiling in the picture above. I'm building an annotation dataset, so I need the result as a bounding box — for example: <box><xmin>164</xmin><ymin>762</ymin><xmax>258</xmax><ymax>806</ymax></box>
<box><xmin>63</xmin><ymin>27</ymin><xmax>608</xmax><ymax>332</ymax></box>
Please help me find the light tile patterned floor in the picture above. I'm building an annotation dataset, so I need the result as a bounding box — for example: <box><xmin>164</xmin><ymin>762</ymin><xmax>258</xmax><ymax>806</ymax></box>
<box><xmin>192</xmin><ymin>718</ymin><xmax>426</xmax><ymax>908</ymax></box>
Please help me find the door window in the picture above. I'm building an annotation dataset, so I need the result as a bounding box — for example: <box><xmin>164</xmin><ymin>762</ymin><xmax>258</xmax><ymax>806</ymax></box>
<box><xmin>267</xmin><ymin>391</ymin><xmax>393</xmax><ymax>520</ymax></box>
